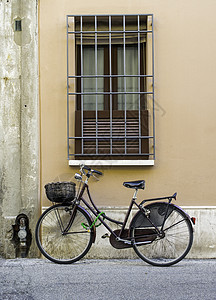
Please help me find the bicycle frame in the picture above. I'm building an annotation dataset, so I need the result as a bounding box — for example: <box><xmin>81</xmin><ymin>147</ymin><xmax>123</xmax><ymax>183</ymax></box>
<box><xmin>74</xmin><ymin>180</ymin><xmax>177</xmax><ymax>244</ymax></box>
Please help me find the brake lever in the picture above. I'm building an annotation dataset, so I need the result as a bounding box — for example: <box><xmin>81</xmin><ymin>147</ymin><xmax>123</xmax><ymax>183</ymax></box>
<box><xmin>92</xmin><ymin>173</ymin><xmax>100</xmax><ymax>181</ymax></box>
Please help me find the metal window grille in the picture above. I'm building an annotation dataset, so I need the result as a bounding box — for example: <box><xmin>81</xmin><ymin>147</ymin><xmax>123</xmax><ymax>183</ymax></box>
<box><xmin>67</xmin><ymin>14</ymin><xmax>155</xmax><ymax>160</ymax></box>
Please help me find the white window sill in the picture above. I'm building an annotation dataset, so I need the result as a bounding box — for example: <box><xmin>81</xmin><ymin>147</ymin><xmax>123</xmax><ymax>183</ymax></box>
<box><xmin>69</xmin><ymin>160</ymin><xmax>154</xmax><ymax>166</ymax></box>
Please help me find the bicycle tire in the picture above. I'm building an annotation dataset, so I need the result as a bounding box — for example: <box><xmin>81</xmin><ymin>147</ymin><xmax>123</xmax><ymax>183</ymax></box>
<box><xmin>130</xmin><ymin>203</ymin><xmax>193</xmax><ymax>267</ymax></box>
<box><xmin>35</xmin><ymin>204</ymin><xmax>94</xmax><ymax>264</ymax></box>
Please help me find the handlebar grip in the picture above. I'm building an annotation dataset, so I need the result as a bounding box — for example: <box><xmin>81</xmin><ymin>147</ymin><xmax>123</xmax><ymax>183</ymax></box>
<box><xmin>82</xmin><ymin>165</ymin><xmax>103</xmax><ymax>176</ymax></box>
<box><xmin>93</xmin><ymin>169</ymin><xmax>103</xmax><ymax>176</ymax></box>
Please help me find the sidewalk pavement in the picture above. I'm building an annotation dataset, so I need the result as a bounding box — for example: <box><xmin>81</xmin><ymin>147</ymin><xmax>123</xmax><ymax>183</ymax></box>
<box><xmin>0</xmin><ymin>258</ymin><xmax>216</xmax><ymax>300</ymax></box>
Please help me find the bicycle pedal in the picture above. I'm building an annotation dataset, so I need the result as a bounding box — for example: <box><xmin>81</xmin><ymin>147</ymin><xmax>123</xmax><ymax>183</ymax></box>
<box><xmin>101</xmin><ymin>233</ymin><xmax>110</xmax><ymax>239</ymax></box>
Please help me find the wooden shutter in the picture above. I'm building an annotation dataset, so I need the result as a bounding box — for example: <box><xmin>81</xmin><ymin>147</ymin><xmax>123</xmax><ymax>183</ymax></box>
<box><xmin>75</xmin><ymin>110</ymin><xmax>149</xmax><ymax>160</ymax></box>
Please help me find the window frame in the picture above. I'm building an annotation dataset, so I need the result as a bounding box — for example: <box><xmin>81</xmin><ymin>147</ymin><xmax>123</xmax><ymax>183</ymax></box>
<box><xmin>67</xmin><ymin>14</ymin><xmax>155</xmax><ymax>163</ymax></box>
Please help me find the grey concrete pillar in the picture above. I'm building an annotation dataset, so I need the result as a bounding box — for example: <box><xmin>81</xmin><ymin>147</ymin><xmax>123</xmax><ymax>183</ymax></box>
<box><xmin>0</xmin><ymin>0</ymin><xmax>39</xmax><ymax>258</ymax></box>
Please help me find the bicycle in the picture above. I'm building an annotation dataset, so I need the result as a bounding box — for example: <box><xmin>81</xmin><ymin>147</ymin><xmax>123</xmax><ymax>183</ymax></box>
<box><xmin>35</xmin><ymin>164</ymin><xmax>195</xmax><ymax>267</ymax></box>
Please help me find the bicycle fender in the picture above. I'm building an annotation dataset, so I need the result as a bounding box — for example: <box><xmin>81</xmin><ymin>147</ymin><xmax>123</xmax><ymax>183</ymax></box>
<box><xmin>130</xmin><ymin>202</ymin><xmax>193</xmax><ymax>229</ymax></box>
<box><xmin>78</xmin><ymin>205</ymin><xmax>96</xmax><ymax>243</ymax></box>
<box><xmin>169</xmin><ymin>203</ymin><xmax>196</xmax><ymax>226</ymax></box>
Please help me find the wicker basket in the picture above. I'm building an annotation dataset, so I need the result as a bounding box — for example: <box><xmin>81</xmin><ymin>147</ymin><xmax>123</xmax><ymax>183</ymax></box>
<box><xmin>45</xmin><ymin>182</ymin><xmax>76</xmax><ymax>203</ymax></box>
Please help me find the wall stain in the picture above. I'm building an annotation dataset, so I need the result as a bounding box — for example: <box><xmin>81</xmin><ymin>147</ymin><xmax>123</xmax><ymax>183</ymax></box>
<box><xmin>3</xmin><ymin>77</ymin><xmax>9</xmax><ymax>83</ymax></box>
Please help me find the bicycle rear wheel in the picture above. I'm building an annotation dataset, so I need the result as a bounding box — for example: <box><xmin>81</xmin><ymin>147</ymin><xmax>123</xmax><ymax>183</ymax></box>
<box><xmin>131</xmin><ymin>204</ymin><xmax>193</xmax><ymax>266</ymax></box>
<box><xmin>35</xmin><ymin>204</ymin><xmax>94</xmax><ymax>264</ymax></box>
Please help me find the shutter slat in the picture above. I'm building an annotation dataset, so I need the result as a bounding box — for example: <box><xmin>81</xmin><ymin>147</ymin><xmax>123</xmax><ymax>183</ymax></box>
<box><xmin>83</xmin><ymin>116</ymin><xmax>140</xmax><ymax>153</ymax></box>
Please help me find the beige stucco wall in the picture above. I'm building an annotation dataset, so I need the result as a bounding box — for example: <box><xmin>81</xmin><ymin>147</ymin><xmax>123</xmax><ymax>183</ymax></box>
<box><xmin>39</xmin><ymin>0</ymin><xmax>216</xmax><ymax>208</ymax></box>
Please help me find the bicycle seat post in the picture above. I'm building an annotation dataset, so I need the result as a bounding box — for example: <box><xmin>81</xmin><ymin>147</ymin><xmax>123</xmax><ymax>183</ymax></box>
<box><xmin>133</xmin><ymin>189</ymin><xmax>138</xmax><ymax>200</ymax></box>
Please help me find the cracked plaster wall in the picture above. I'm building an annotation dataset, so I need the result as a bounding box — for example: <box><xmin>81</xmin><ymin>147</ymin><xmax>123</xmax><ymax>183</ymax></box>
<box><xmin>0</xmin><ymin>0</ymin><xmax>39</xmax><ymax>258</ymax></box>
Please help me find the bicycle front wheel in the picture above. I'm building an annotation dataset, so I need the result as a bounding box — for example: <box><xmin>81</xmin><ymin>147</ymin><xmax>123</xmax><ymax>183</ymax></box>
<box><xmin>131</xmin><ymin>205</ymin><xmax>193</xmax><ymax>266</ymax></box>
<box><xmin>35</xmin><ymin>204</ymin><xmax>94</xmax><ymax>264</ymax></box>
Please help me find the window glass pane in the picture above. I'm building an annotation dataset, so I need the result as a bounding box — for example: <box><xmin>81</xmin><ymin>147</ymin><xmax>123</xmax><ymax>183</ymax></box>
<box><xmin>82</xmin><ymin>16</ymin><xmax>95</xmax><ymax>31</ymax></box>
<box><xmin>97</xmin><ymin>95</ymin><xmax>104</xmax><ymax>110</ymax></box>
<box><xmin>82</xmin><ymin>33</ymin><xmax>94</xmax><ymax>45</ymax></box>
<box><xmin>83</xmin><ymin>46</ymin><xmax>104</xmax><ymax>110</ymax></box>
<box><xmin>111</xmin><ymin>32</ymin><xmax>123</xmax><ymax>47</ymax></box>
<box><xmin>125</xmin><ymin>32</ymin><xmax>138</xmax><ymax>45</ymax></box>
<box><xmin>75</xmin><ymin>16</ymin><xmax>80</xmax><ymax>31</ymax></box>
<box><xmin>83</xmin><ymin>95</ymin><xmax>95</xmax><ymax>110</ymax></box>
<box><xmin>140</xmin><ymin>15</ymin><xmax>147</xmax><ymax>31</ymax></box>
<box><xmin>126</xmin><ymin>46</ymin><xmax>139</xmax><ymax>110</ymax></box>
<box><xmin>111</xmin><ymin>16</ymin><xmax>123</xmax><ymax>31</ymax></box>
<box><xmin>97</xmin><ymin>16</ymin><xmax>109</xmax><ymax>31</ymax></box>
<box><xmin>125</xmin><ymin>15</ymin><xmax>137</xmax><ymax>31</ymax></box>
<box><xmin>125</xmin><ymin>46</ymin><xmax>138</xmax><ymax>75</ymax></box>
<box><xmin>117</xmin><ymin>46</ymin><xmax>124</xmax><ymax>110</ymax></box>
<box><xmin>97</xmin><ymin>47</ymin><xmax>104</xmax><ymax>110</ymax></box>
<box><xmin>126</xmin><ymin>91</ymin><xmax>139</xmax><ymax>110</ymax></box>
<box><xmin>75</xmin><ymin>33</ymin><xmax>81</xmax><ymax>46</ymax></box>
<box><xmin>97</xmin><ymin>47</ymin><xmax>104</xmax><ymax>75</ymax></box>
<box><xmin>83</xmin><ymin>96</ymin><xmax>104</xmax><ymax>111</ymax></box>
<box><xmin>140</xmin><ymin>32</ymin><xmax>147</xmax><ymax>44</ymax></box>
<box><xmin>97</xmin><ymin>33</ymin><xmax>109</xmax><ymax>45</ymax></box>
<box><xmin>117</xmin><ymin>46</ymin><xmax>139</xmax><ymax>110</ymax></box>
<box><xmin>83</xmin><ymin>95</ymin><xmax>104</xmax><ymax>111</ymax></box>
<box><xmin>83</xmin><ymin>46</ymin><xmax>95</xmax><ymax>74</ymax></box>
<box><xmin>97</xmin><ymin>48</ymin><xmax>104</xmax><ymax>110</ymax></box>
<box><xmin>97</xmin><ymin>78</ymin><xmax>104</xmax><ymax>92</ymax></box>
<box><xmin>83</xmin><ymin>47</ymin><xmax>95</xmax><ymax>110</ymax></box>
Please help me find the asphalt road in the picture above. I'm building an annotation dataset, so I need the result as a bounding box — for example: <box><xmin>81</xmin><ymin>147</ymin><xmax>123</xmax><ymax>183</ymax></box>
<box><xmin>0</xmin><ymin>259</ymin><xmax>215</xmax><ymax>300</ymax></box>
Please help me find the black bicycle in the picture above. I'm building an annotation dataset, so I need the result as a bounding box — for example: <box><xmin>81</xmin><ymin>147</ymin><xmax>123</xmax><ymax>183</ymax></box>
<box><xmin>35</xmin><ymin>164</ymin><xmax>195</xmax><ymax>267</ymax></box>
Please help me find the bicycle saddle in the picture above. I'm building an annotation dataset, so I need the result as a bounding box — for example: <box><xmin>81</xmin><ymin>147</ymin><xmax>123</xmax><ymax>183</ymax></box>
<box><xmin>123</xmin><ymin>180</ymin><xmax>145</xmax><ymax>190</ymax></box>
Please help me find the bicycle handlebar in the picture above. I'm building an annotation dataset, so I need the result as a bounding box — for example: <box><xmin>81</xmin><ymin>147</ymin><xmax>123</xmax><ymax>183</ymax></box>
<box><xmin>81</xmin><ymin>165</ymin><xmax>103</xmax><ymax>176</ymax></box>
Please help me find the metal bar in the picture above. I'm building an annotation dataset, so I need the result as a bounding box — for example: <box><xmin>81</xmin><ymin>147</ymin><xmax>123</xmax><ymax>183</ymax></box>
<box><xmin>69</xmin><ymin>91</ymin><xmax>153</xmax><ymax>95</ymax></box>
<box><xmin>80</xmin><ymin>16</ymin><xmax>84</xmax><ymax>155</ymax></box>
<box><xmin>152</xmin><ymin>15</ymin><xmax>155</xmax><ymax>160</ymax></box>
<box><xmin>67</xmin><ymin>14</ymin><xmax>153</xmax><ymax>18</ymax></box>
<box><xmin>69</xmin><ymin>136</ymin><xmax>154</xmax><ymax>139</ymax></box>
<box><xmin>123</xmin><ymin>16</ymin><xmax>127</xmax><ymax>155</ymax></box>
<box><xmin>66</xmin><ymin>16</ymin><xmax>70</xmax><ymax>160</ymax></box>
<box><xmin>137</xmin><ymin>15</ymin><xmax>141</xmax><ymax>155</ymax></box>
<box><xmin>71</xmin><ymin>153</ymin><xmax>154</xmax><ymax>156</ymax></box>
<box><xmin>95</xmin><ymin>16</ymin><xmax>98</xmax><ymax>154</ymax></box>
<box><xmin>68</xmin><ymin>30</ymin><xmax>152</xmax><ymax>34</ymax></box>
<box><xmin>69</xmin><ymin>74</ymin><xmax>153</xmax><ymax>78</ymax></box>
<box><xmin>109</xmin><ymin>15</ymin><xmax>113</xmax><ymax>155</ymax></box>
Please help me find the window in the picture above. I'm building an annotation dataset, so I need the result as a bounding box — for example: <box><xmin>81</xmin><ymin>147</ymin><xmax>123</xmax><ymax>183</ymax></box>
<box><xmin>67</xmin><ymin>15</ymin><xmax>155</xmax><ymax>162</ymax></box>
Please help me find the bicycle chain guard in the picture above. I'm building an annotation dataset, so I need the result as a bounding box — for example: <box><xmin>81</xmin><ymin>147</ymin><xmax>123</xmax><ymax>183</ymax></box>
<box><xmin>109</xmin><ymin>228</ymin><xmax>157</xmax><ymax>249</ymax></box>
